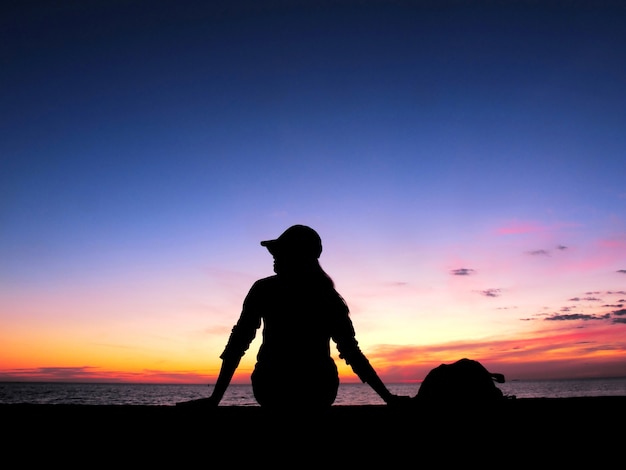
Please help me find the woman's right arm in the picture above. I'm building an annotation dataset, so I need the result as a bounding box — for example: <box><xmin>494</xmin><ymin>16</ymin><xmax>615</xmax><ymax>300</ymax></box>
<box><xmin>206</xmin><ymin>355</ymin><xmax>242</xmax><ymax>405</ymax></box>
<box><xmin>206</xmin><ymin>282</ymin><xmax>263</xmax><ymax>405</ymax></box>
<box><xmin>332</xmin><ymin>296</ymin><xmax>409</xmax><ymax>405</ymax></box>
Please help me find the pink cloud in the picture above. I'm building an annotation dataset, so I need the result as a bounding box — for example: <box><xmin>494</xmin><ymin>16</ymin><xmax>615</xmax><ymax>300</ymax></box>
<box><xmin>360</xmin><ymin>320</ymin><xmax>626</xmax><ymax>382</ymax></box>
<box><xmin>495</xmin><ymin>220</ymin><xmax>581</xmax><ymax>236</ymax></box>
<box><xmin>598</xmin><ymin>237</ymin><xmax>626</xmax><ymax>250</ymax></box>
<box><xmin>496</xmin><ymin>221</ymin><xmax>547</xmax><ymax>235</ymax></box>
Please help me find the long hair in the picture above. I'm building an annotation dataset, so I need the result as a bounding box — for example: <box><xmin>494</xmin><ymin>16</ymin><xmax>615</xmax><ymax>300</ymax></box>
<box><xmin>310</xmin><ymin>259</ymin><xmax>350</xmax><ymax>313</ymax></box>
<box><xmin>278</xmin><ymin>256</ymin><xmax>349</xmax><ymax>309</ymax></box>
<box><xmin>312</xmin><ymin>259</ymin><xmax>335</xmax><ymax>288</ymax></box>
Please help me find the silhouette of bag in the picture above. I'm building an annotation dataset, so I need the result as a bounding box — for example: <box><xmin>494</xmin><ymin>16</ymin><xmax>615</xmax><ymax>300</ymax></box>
<box><xmin>415</xmin><ymin>358</ymin><xmax>507</xmax><ymax>403</ymax></box>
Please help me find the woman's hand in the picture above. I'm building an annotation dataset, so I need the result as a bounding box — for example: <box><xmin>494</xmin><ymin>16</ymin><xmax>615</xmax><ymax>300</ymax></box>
<box><xmin>385</xmin><ymin>394</ymin><xmax>413</xmax><ymax>407</ymax></box>
<box><xmin>176</xmin><ymin>395</ymin><xmax>221</xmax><ymax>408</ymax></box>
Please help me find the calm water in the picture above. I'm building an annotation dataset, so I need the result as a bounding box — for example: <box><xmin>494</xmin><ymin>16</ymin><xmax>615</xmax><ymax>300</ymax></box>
<box><xmin>1</xmin><ymin>378</ymin><xmax>625</xmax><ymax>406</ymax></box>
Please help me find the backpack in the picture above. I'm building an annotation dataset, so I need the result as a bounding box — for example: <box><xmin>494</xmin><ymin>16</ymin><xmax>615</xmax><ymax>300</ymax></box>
<box><xmin>414</xmin><ymin>358</ymin><xmax>508</xmax><ymax>403</ymax></box>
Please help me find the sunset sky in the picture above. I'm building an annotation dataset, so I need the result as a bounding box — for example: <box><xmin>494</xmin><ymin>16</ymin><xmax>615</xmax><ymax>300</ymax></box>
<box><xmin>2</xmin><ymin>0</ymin><xmax>625</xmax><ymax>385</ymax></box>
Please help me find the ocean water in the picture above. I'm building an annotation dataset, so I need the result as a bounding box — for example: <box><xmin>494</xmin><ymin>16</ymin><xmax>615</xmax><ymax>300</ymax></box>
<box><xmin>1</xmin><ymin>377</ymin><xmax>625</xmax><ymax>406</ymax></box>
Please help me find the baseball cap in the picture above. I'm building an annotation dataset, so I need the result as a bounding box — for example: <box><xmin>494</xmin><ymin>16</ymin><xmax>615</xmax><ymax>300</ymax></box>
<box><xmin>260</xmin><ymin>225</ymin><xmax>323</xmax><ymax>259</ymax></box>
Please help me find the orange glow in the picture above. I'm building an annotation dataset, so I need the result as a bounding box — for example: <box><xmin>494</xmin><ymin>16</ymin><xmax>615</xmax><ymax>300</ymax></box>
<box><xmin>3</xmin><ymin>318</ymin><xmax>625</xmax><ymax>383</ymax></box>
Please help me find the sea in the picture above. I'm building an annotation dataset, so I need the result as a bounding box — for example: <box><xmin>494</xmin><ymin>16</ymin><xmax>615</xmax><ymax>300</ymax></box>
<box><xmin>1</xmin><ymin>377</ymin><xmax>626</xmax><ymax>406</ymax></box>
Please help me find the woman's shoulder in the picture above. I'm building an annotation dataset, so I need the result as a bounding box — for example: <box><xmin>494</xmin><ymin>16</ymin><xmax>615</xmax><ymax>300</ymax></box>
<box><xmin>250</xmin><ymin>275</ymin><xmax>280</xmax><ymax>290</ymax></box>
<box><xmin>244</xmin><ymin>275</ymin><xmax>281</xmax><ymax>304</ymax></box>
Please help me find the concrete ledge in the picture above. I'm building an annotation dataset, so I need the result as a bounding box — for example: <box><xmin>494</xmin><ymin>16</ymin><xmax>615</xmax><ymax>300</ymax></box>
<box><xmin>3</xmin><ymin>398</ymin><xmax>624</xmax><ymax>464</ymax></box>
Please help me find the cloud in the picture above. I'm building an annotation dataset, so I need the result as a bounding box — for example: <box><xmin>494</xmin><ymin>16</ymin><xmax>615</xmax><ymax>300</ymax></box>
<box><xmin>528</xmin><ymin>249</ymin><xmax>550</xmax><ymax>256</ymax></box>
<box><xmin>617</xmin><ymin>270</ymin><xmax>626</xmax><ymax>274</ymax></box>
<box><xmin>0</xmin><ymin>366</ymin><xmax>117</xmax><ymax>382</ymax></box>
<box><xmin>451</xmin><ymin>268</ymin><xmax>475</xmax><ymax>276</ymax></box>
<box><xmin>545</xmin><ymin>294</ymin><xmax>626</xmax><ymax>325</ymax></box>
<box><xmin>0</xmin><ymin>367</ymin><xmax>212</xmax><ymax>384</ymax></box>
<box><xmin>568</xmin><ymin>292</ymin><xmax>622</xmax><ymax>302</ymax></box>
<box><xmin>545</xmin><ymin>313</ymin><xmax>610</xmax><ymax>321</ymax></box>
<box><xmin>478</xmin><ymin>288</ymin><xmax>501</xmax><ymax>298</ymax></box>
<box><xmin>525</xmin><ymin>245</ymin><xmax>569</xmax><ymax>257</ymax></box>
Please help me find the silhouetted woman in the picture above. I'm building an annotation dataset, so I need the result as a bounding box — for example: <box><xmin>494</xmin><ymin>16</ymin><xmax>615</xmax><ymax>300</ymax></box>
<box><xmin>198</xmin><ymin>224</ymin><xmax>403</xmax><ymax>408</ymax></box>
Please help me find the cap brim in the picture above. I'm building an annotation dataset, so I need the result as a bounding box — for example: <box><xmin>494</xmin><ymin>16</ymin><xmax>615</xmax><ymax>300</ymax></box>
<box><xmin>260</xmin><ymin>239</ymin><xmax>278</xmax><ymax>255</ymax></box>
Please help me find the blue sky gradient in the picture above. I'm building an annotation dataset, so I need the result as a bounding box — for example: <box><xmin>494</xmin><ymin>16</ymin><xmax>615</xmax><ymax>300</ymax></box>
<box><xmin>2</xmin><ymin>0</ymin><xmax>625</xmax><ymax>383</ymax></box>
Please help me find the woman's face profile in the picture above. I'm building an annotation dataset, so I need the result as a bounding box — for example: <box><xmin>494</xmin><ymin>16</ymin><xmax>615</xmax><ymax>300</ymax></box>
<box><xmin>272</xmin><ymin>254</ymin><xmax>309</xmax><ymax>276</ymax></box>
<box><xmin>272</xmin><ymin>256</ymin><xmax>289</xmax><ymax>275</ymax></box>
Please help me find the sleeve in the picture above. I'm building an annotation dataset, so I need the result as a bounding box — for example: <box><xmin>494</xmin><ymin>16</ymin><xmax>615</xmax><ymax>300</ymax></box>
<box><xmin>337</xmin><ymin>342</ymin><xmax>379</xmax><ymax>384</ymax></box>
<box><xmin>331</xmin><ymin>295</ymin><xmax>380</xmax><ymax>384</ymax></box>
<box><xmin>219</xmin><ymin>281</ymin><xmax>263</xmax><ymax>362</ymax></box>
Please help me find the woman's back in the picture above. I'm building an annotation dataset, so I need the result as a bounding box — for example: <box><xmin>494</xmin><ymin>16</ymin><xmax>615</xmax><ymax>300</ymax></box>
<box><xmin>252</xmin><ymin>275</ymin><xmax>350</xmax><ymax>365</ymax></box>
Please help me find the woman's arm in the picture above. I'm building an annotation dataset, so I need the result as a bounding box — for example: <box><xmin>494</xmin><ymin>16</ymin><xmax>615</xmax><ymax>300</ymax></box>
<box><xmin>332</xmin><ymin>302</ymin><xmax>410</xmax><ymax>405</ymax></box>
<box><xmin>204</xmin><ymin>282</ymin><xmax>264</xmax><ymax>405</ymax></box>
<box><xmin>205</xmin><ymin>355</ymin><xmax>242</xmax><ymax>405</ymax></box>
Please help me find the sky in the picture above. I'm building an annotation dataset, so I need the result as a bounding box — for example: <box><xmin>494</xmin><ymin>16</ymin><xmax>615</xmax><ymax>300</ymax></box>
<box><xmin>2</xmin><ymin>0</ymin><xmax>626</xmax><ymax>385</ymax></box>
